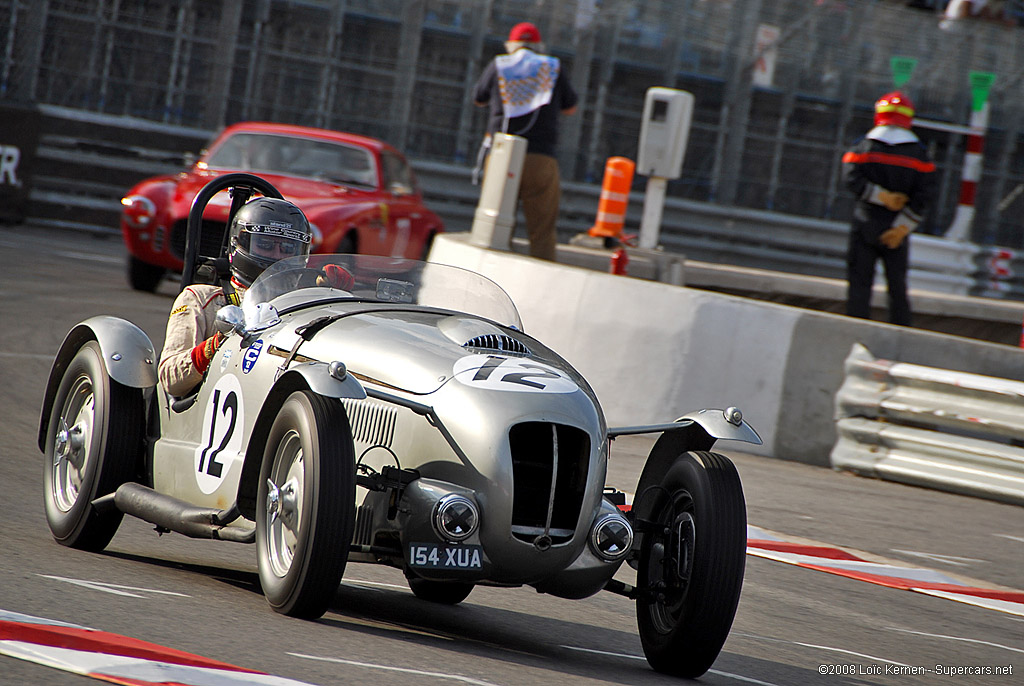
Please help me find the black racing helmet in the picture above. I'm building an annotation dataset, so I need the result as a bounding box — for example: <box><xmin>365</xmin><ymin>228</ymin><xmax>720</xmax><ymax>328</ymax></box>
<box><xmin>228</xmin><ymin>196</ymin><xmax>312</xmax><ymax>287</ymax></box>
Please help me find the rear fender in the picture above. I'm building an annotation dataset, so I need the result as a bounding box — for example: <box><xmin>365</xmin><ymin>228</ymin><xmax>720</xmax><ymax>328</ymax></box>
<box><xmin>234</xmin><ymin>365</ymin><xmax>364</xmax><ymax>521</ymax></box>
<box><xmin>38</xmin><ymin>317</ymin><xmax>156</xmax><ymax>452</ymax></box>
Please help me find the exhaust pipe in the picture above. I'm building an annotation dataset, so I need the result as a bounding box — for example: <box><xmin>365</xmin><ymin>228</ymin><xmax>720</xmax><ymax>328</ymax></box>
<box><xmin>94</xmin><ymin>483</ymin><xmax>254</xmax><ymax>543</ymax></box>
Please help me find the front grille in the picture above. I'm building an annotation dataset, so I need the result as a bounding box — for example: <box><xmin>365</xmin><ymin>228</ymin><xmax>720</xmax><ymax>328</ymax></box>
<box><xmin>509</xmin><ymin>422</ymin><xmax>590</xmax><ymax>545</ymax></box>
<box><xmin>169</xmin><ymin>218</ymin><xmax>229</xmax><ymax>260</ymax></box>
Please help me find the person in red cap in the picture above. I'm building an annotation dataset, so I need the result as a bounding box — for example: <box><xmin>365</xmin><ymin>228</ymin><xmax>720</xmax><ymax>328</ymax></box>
<box><xmin>840</xmin><ymin>91</ymin><xmax>937</xmax><ymax>326</ymax></box>
<box><xmin>472</xmin><ymin>21</ymin><xmax>578</xmax><ymax>261</ymax></box>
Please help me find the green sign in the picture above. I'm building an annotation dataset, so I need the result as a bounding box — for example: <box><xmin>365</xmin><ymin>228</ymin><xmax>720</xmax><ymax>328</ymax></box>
<box><xmin>890</xmin><ymin>56</ymin><xmax>918</xmax><ymax>88</ymax></box>
<box><xmin>969</xmin><ymin>71</ymin><xmax>996</xmax><ymax>112</ymax></box>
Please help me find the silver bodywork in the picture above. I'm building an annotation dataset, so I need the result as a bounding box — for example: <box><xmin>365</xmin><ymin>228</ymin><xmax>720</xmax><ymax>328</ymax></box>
<box><xmin>39</xmin><ymin>254</ymin><xmax>760</xmax><ymax>599</ymax></box>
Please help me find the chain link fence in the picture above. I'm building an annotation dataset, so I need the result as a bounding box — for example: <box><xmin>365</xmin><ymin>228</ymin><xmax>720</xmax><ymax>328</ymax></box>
<box><xmin>4</xmin><ymin>0</ymin><xmax>1024</xmax><ymax>247</ymax></box>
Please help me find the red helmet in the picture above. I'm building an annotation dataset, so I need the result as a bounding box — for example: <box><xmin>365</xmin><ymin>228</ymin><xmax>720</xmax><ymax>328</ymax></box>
<box><xmin>874</xmin><ymin>91</ymin><xmax>915</xmax><ymax>128</ymax></box>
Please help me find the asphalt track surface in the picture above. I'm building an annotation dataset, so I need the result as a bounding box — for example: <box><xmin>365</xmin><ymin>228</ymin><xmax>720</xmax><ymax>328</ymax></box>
<box><xmin>1</xmin><ymin>224</ymin><xmax>1021</xmax><ymax>685</ymax></box>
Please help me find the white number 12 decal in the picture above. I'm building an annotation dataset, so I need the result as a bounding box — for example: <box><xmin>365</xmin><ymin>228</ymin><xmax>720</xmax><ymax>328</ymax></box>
<box><xmin>453</xmin><ymin>354</ymin><xmax>577</xmax><ymax>394</ymax></box>
<box><xmin>194</xmin><ymin>374</ymin><xmax>245</xmax><ymax>494</ymax></box>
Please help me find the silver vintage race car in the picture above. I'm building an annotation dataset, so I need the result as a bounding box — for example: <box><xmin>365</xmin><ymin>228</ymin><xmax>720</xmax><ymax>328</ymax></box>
<box><xmin>38</xmin><ymin>174</ymin><xmax>761</xmax><ymax>678</ymax></box>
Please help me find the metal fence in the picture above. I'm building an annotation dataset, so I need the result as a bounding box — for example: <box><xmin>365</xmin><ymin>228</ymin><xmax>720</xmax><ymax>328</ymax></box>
<box><xmin>832</xmin><ymin>342</ymin><xmax>1024</xmax><ymax>506</ymax></box>
<box><xmin>6</xmin><ymin>0</ymin><xmax>1024</xmax><ymax>247</ymax></box>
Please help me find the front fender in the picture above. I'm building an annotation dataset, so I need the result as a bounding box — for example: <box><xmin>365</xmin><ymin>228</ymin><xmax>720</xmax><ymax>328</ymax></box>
<box><xmin>281</xmin><ymin>362</ymin><xmax>366</xmax><ymax>400</ymax></box>
<box><xmin>673</xmin><ymin>408</ymin><xmax>762</xmax><ymax>447</ymax></box>
<box><xmin>609</xmin><ymin>407</ymin><xmax>762</xmax><ymax>448</ymax></box>
<box><xmin>38</xmin><ymin>316</ymin><xmax>156</xmax><ymax>451</ymax></box>
<box><xmin>623</xmin><ymin>408</ymin><xmax>761</xmax><ymax>516</ymax></box>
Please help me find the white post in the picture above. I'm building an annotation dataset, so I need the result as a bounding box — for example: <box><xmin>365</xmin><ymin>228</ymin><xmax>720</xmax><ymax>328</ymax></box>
<box><xmin>470</xmin><ymin>133</ymin><xmax>527</xmax><ymax>250</ymax></box>
<box><xmin>636</xmin><ymin>88</ymin><xmax>694</xmax><ymax>251</ymax></box>
<box><xmin>639</xmin><ymin>177</ymin><xmax>667</xmax><ymax>249</ymax></box>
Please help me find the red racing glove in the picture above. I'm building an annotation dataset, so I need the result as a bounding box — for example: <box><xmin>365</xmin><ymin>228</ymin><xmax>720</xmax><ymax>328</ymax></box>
<box><xmin>317</xmin><ymin>264</ymin><xmax>355</xmax><ymax>290</ymax></box>
<box><xmin>191</xmin><ymin>332</ymin><xmax>224</xmax><ymax>374</ymax></box>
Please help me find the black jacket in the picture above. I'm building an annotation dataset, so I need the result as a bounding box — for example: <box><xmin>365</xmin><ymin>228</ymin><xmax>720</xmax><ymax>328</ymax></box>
<box><xmin>842</xmin><ymin>128</ymin><xmax>937</xmax><ymax>238</ymax></box>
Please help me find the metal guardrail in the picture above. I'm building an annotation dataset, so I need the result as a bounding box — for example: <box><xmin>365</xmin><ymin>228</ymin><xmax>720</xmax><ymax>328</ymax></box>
<box><xmin>19</xmin><ymin>106</ymin><xmax>1007</xmax><ymax>299</ymax></box>
<box><xmin>831</xmin><ymin>343</ymin><xmax>1024</xmax><ymax>506</ymax></box>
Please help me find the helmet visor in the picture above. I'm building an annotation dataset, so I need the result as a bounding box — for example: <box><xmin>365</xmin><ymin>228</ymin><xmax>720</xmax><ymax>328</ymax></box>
<box><xmin>249</xmin><ymin>233</ymin><xmax>306</xmax><ymax>259</ymax></box>
<box><xmin>240</xmin><ymin>222</ymin><xmax>311</xmax><ymax>261</ymax></box>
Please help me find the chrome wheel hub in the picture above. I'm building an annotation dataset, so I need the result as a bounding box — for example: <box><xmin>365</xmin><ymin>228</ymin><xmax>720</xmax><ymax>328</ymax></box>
<box><xmin>265</xmin><ymin>431</ymin><xmax>305</xmax><ymax>578</ymax></box>
<box><xmin>52</xmin><ymin>378</ymin><xmax>95</xmax><ymax>513</ymax></box>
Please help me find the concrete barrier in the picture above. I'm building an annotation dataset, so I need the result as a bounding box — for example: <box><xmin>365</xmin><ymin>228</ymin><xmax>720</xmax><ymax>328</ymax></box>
<box><xmin>429</xmin><ymin>233</ymin><xmax>1024</xmax><ymax>465</ymax></box>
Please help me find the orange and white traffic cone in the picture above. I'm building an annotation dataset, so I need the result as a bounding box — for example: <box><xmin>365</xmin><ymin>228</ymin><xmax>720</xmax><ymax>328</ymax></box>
<box><xmin>589</xmin><ymin>157</ymin><xmax>635</xmax><ymax>243</ymax></box>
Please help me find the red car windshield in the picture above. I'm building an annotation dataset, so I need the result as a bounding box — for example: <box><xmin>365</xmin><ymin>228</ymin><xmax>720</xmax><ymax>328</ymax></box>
<box><xmin>205</xmin><ymin>132</ymin><xmax>378</xmax><ymax>188</ymax></box>
<box><xmin>242</xmin><ymin>254</ymin><xmax>524</xmax><ymax>331</ymax></box>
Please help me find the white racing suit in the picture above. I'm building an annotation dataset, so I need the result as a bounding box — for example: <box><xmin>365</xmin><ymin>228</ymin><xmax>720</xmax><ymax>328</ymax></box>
<box><xmin>158</xmin><ymin>284</ymin><xmax>237</xmax><ymax>397</ymax></box>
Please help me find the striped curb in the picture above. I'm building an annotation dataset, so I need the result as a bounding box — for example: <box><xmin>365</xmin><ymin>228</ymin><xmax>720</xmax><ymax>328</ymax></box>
<box><xmin>747</xmin><ymin>525</ymin><xmax>1024</xmax><ymax>617</ymax></box>
<box><xmin>0</xmin><ymin>609</ymin><xmax>316</xmax><ymax>685</ymax></box>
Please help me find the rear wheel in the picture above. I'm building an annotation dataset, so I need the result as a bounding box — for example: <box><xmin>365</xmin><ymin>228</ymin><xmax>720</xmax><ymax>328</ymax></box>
<box><xmin>407</xmin><ymin>577</ymin><xmax>474</xmax><ymax>605</ymax></box>
<box><xmin>635</xmin><ymin>451</ymin><xmax>746</xmax><ymax>678</ymax></box>
<box><xmin>43</xmin><ymin>341</ymin><xmax>144</xmax><ymax>551</ymax></box>
<box><xmin>127</xmin><ymin>255</ymin><xmax>165</xmax><ymax>292</ymax></box>
<box><xmin>257</xmin><ymin>391</ymin><xmax>355</xmax><ymax>619</ymax></box>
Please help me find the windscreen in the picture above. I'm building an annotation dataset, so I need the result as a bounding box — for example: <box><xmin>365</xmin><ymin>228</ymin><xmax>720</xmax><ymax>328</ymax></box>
<box><xmin>243</xmin><ymin>254</ymin><xmax>523</xmax><ymax>331</ymax></box>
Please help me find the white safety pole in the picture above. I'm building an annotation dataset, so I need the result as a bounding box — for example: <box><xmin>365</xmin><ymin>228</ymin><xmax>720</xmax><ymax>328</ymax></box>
<box><xmin>639</xmin><ymin>177</ymin><xmax>667</xmax><ymax>249</ymax></box>
<box><xmin>470</xmin><ymin>133</ymin><xmax>527</xmax><ymax>250</ymax></box>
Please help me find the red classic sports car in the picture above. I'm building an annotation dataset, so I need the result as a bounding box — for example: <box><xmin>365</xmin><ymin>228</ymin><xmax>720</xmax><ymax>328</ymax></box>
<box><xmin>120</xmin><ymin>122</ymin><xmax>444</xmax><ymax>291</ymax></box>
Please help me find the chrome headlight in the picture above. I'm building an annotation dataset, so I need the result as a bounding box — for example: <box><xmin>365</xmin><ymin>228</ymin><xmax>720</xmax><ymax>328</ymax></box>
<box><xmin>121</xmin><ymin>195</ymin><xmax>156</xmax><ymax>228</ymax></box>
<box><xmin>432</xmin><ymin>494</ymin><xmax>479</xmax><ymax>542</ymax></box>
<box><xmin>589</xmin><ymin>513</ymin><xmax>633</xmax><ymax>562</ymax></box>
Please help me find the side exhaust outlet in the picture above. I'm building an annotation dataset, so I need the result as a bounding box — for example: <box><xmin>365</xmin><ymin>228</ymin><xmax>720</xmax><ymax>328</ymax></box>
<box><xmin>589</xmin><ymin>513</ymin><xmax>633</xmax><ymax>562</ymax></box>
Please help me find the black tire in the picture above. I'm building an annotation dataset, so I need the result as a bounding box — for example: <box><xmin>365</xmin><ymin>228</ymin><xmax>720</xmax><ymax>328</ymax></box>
<box><xmin>419</xmin><ymin>231</ymin><xmax>436</xmax><ymax>261</ymax></box>
<box><xmin>256</xmin><ymin>391</ymin><xmax>355</xmax><ymax>619</ymax></box>
<box><xmin>635</xmin><ymin>451</ymin><xmax>746</xmax><ymax>678</ymax></box>
<box><xmin>335</xmin><ymin>233</ymin><xmax>357</xmax><ymax>254</ymax></box>
<box><xmin>127</xmin><ymin>255</ymin><xmax>166</xmax><ymax>292</ymax></box>
<box><xmin>407</xmin><ymin>577</ymin><xmax>474</xmax><ymax>605</ymax></box>
<box><xmin>43</xmin><ymin>341</ymin><xmax>144</xmax><ymax>551</ymax></box>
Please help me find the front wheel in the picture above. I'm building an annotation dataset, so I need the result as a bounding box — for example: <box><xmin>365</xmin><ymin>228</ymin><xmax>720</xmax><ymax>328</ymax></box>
<box><xmin>43</xmin><ymin>341</ymin><xmax>144</xmax><ymax>551</ymax></box>
<box><xmin>127</xmin><ymin>255</ymin><xmax>165</xmax><ymax>292</ymax></box>
<box><xmin>635</xmin><ymin>451</ymin><xmax>746</xmax><ymax>678</ymax></box>
<box><xmin>256</xmin><ymin>391</ymin><xmax>355</xmax><ymax>619</ymax></box>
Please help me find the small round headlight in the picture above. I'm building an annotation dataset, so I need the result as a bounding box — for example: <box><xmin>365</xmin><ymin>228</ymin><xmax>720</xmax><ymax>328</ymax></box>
<box><xmin>121</xmin><ymin>195</ymin><xmax>156</xmax><ymax>228</ymax></box>
<box><xmin>589</xmin><ymin>513</ymin><xmax>633</xmax><ymax>562</ymax></box>
<box><xmin>433</xmin><ymin>494</ymin><xmax>479</xmax><ymax>542</ymax></box>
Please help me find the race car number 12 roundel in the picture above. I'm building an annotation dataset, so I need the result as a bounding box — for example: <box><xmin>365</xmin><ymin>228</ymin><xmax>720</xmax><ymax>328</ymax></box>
<box><xmin>453</xmin><ymin>354</ymin><xmax>577</xmax><ymax>393</ymax></box>
<box><xmin>194</xmin><ymin>374</ymin><xmax>245</xmax><ymax>494</ymax></box>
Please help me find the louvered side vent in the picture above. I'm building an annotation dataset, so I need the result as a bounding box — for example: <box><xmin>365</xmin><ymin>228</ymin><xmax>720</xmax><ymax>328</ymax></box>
<box><xmin>352</xmin><ymin>505</ymin><xmax>374</xmax><ymax>547</ymax></box>
<box><xmin>508</xmin><ymin>422</ymin><xmax>590</xmax><ymax>546</ymax></box>
<box><xmin>463</xmin><ymin>334</ymin><xmax>531</xmax><ymax>356</ymax></box>
<box><xmin>342</xmin><ymin>399</ymin><xmax>397</xmax><ymax>450</ymax></box>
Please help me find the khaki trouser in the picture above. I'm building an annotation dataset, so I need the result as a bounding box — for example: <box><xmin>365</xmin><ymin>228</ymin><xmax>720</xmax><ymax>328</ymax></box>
<box><xmin>517</xmin><ymin>153</ymin><xmax>560</xmax><ymax>261</ymax></box>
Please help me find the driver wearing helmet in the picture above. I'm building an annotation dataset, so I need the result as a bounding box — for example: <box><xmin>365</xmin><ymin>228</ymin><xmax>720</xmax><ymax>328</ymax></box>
<box><xmin>158</xmin><ymin>196</ymin><xmax>352</xmax><ymax>397</ymax></box>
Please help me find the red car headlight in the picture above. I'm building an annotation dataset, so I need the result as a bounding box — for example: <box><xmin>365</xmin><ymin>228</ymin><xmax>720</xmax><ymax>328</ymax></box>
<box><xmin>121</xmin><ymin>195</ymin><xmax>157</xmax><ymax>228</ymax></box>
